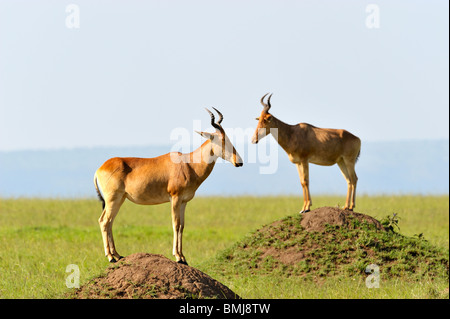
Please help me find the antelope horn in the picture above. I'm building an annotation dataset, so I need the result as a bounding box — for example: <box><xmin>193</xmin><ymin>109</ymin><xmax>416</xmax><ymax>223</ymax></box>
<box><xmin>267</xmin><ymin>93</ymin><xmax>272</xmax><ymax>110</ymax></box>
<box><xmin>260</xmin><ymin>93</ymin><xmax>272</xmax><ymax>112</ymax></box>
<box><xmin>260</xmin><ymin>93</ymin><xmax>269</xmax><ymax>107</ymax></box>
<box><xmin>212</xmin><ymin>107</ymin><xmax>223</xmax><ymax>125</ymax></box>
<box><xmin>205</xmin><ymin>108</ymin><xmax>222</xmax><ymax>131</ymax></box>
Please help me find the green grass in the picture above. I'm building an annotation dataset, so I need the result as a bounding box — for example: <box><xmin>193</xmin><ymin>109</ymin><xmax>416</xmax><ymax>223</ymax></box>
<box><xmin>0</xmin><ymin>195</ymin><xmax>448</xmax><ymax>298</ymax></box>
<box><xmin>201</xmin><ymin>212</ymin><xmax>448</xmax><ymax>299</ymax></box>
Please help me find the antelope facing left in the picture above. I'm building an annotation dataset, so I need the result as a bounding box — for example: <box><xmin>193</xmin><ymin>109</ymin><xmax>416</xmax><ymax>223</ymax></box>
<box><xmin>252</xmin><ymin>93</ymin><xmax>361</xmax><ymax>213</ymax></box>
<box><xmin>94</xmin><ymin>108</ymin><xmax>243</xmax><ymax>264</ymax></box>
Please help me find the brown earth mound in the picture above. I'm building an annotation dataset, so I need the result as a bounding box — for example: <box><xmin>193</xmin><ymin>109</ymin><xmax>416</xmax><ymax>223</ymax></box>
<box><xmin>72</xmin><ymin>253</ymin><xmax>240</xmax><ymax>299</ymax></box>
<box><xmin>216</xmin><ymin>206</ymin><xmax>448</xmax><ymax>285</ymax></box>
<box><xmin>300</xmin><ymin>206</ymin><xmax>385</xmax><ymax>232</ymax></box>
<box><xmin>250</xmin><ymin>207</ymin><xmax>386</xmax><ymax>268</ymax></box>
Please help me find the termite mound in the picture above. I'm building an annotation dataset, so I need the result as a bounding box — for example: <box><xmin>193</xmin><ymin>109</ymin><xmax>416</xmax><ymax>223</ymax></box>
<box><xmin>71</xmin><ymin>253</ymin><xmax>239</xmax><ymax>299</ymax></box>
<box><xmin>211</xmin><ymin>207</ymin><xmax>448</xmax><ymax>283</ymax></box>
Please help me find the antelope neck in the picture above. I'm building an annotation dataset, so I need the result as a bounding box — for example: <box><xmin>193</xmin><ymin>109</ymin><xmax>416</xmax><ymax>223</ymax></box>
<box><xmin>270</xmin><ymin>116</ymin><xmax>295</xmax><ymax>154</ymax></box>
<box><xmin>189</xmin><ymin>140</ymin><xmax>217</xmax><ymax>180</ymax></box>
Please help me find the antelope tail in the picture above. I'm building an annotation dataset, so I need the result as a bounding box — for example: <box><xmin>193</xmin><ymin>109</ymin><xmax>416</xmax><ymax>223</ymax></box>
<box><xmin>94</xmin><ymin>175</ymin><xmax>105</xmax><ymax>210</ymax></box>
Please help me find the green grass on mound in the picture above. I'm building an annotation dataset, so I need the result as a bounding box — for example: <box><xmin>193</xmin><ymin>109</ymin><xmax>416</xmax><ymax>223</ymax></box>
<box><xmin>202</xmin><ymin>211</ymin><xmax>449</xmax><ymax>298</ymax></box>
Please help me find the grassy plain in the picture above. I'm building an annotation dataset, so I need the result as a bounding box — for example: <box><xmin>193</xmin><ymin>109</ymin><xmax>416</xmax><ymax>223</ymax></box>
<box><xmin>0</xmin><ymin>195</ymin><xmax>448</xmax><ymax>298</ymax></box>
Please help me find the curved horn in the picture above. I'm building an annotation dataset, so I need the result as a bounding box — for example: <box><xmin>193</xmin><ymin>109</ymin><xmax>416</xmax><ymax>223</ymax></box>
<box><xmin>267</xmin><ymin>93</ymin><xmax>272</xmax><ymax>110</ymax></box>
<box><xmin>212</xmin><ymin>107</ymin><xmax>223</xmax><ymax>125</ymax></box>
<box><xmin>260</xmin><ymin>93</ymin><xmax>272</xmax><ymax>112</ymax></box>
<box><xmin>260</xmin><ymin>93</ymin><xmax>270</xmax><ymax>107</ymax></box>
<box><xmin>205</xmin><ymin>108</ymin><xmax>222</xmax><ymax>131</ymax></box>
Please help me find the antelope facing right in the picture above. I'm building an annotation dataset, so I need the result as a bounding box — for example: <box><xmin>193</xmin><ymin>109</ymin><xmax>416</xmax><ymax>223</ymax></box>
<box><xmin>94</xmin><ymin>108</ymin><xmax>243</xmax><ymax>264</ymax></box>
<box><xmin>252</xmin><ymin>93</ymin><xmax>361</xmax><ymax>213</ymax></box>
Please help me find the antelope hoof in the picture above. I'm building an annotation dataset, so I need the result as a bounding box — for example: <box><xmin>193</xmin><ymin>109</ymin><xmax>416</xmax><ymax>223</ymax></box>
<box><xmin>109</xmin><ymin>255</ymin><xmax>124</xmax><ymax>263</ymax></box>
<box><xmin>177</xmin><ymin>260</ymin><xmax>188</xmax><ymax>266</ymax></box>
<box><xmin>299</xmin><ymin>210</ymin><xmax>310</xmax><ymax>214</ymax></box>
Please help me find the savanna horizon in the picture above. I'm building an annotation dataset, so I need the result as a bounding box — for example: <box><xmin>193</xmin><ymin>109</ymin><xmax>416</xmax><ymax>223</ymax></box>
<box><xmin>1</xmin><ymin>139</ymin><xmax>448</xmax><ymax>198</ymax></box>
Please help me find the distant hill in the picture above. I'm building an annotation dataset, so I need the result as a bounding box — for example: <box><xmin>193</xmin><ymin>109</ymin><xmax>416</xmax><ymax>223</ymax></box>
<box><xmin>0</xmin><ymin>140</ymin><xmax>448</xmax><ymax>198</ymax></box>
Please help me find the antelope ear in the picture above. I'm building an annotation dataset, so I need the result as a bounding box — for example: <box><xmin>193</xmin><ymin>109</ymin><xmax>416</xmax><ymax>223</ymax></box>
<box><xmin>195</xmin><ymin>131</ymin><xmax>213</xmax><ymax>140</ymax></box>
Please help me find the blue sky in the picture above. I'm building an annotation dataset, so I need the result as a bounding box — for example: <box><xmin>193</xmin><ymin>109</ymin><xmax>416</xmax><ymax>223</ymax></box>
<box><xmin>0</xmin><ymin>0</ymin><xmax>448</xmax><ymax>151</ymax></box>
